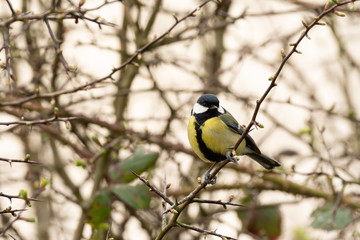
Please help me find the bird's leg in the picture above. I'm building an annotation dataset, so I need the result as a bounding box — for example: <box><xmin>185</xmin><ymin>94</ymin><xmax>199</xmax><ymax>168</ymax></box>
<box><xmin>226</xmin><ymin>150</ymin><xmax>238</xmax><ymax>165</ymax></box>
<box><xmin>204</xmin><ymin>162</ymin><xmax>217</xmax><ymax>185</ymax></box>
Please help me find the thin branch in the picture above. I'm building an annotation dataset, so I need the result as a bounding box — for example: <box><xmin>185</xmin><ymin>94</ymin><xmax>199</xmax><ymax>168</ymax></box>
<box><xmin>162</xmin><ymin>176</ymin><xmax>168</xmax><ymax>228</ymax></box>
<box><xmin>0</xmin><ymin>185</ymin><xmax>43</xmax><ymax>236</ymax></box>
<box><xmin>0</xmin><ymin>0</ymin><xmax>212</xmax><ymax>108</ymax></box>
<box><xmin>0</xmin><ymin>1</ymin><xmax>119</xmax><ymax>27</ymax></box>
<box><xmin>176</xmin><ymin>221</ymin><xmax>237</xmax><ymax>240</ymax></box>
<box><xmin>2</xmin><ymin>25</ymin><xmax>13</xmax><ymax>84</ymax></box>
<box><xmin>44</xmin><ymin>18</ymin><xmax>71</xmax><ymax>78</ymax></box>
<box><xmin>5</xmin><ymin>0</ymin><xmax>16</xmax><ymax>17</ymax></box>
<box><xmin>232</xmin><ymin>0</ymin><xmax>359</xmax><ymax>152</ymax></box>
<box><xmin>7</xmin><ymin>234</ymin><xmax>17</xmax><ymax>240</ymax></box>
<box><xmin>0</xmin><ymin>116</ymin><xmax>81</xmax><ymax>126</ymax></box>
<box><xmin>0</xmin><ymin>209</ymin><xmax>27</xmax><ymax>215</ymax></box>
<box><xmin>0</xmin><ymin>157</ymin><xmax>40</xmax><ymax>165</ymax></box>
<box><xmin>155</xmin><ymin>160</ymin><xmax>228</xmax><ymax>240</ymax></box>
<box><xmin>330</xmin><ymin>184</ymin><xmax>346</xmax><ymax>229</ymax></box>
<box><xmin>155</xmin><ymin>2</ymin><xmax>359</xmax><ymax>239</ymax></box>
<box><xmin>105</xmin><ymin>221</ymin><xmax>112</xmax><ymax>240</ymax></box>
<box><xmin>192</xmin><ymin>198</ymin><xmax>243</xmax><ymax>208</ymax></box>
<box><xmin>0</xmin><ymin>192</ymin><xmax>40</xmax><ymax>203</ymax></box>
<box><xmin>131</xmin><ymin>171</ymin><xmax>174</xmax><ymax>206</ymax></box>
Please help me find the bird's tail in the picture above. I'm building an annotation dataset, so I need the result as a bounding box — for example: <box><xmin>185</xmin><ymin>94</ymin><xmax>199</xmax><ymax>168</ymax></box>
<box><xmin>246</xmin><ymin>152</ymin><xmax>280</xmax><ymax>170</ymax></box>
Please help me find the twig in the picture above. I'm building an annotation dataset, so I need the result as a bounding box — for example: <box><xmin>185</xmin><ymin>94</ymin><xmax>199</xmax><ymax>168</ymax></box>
<box><xmin>317</xmin><ymin>126</ymin><xmax>338</xmax><ymax>176</ymax></box>
<box><xmin>131</xmin><ymin>171</ymin><xmax>174</xmax><ymax>206</ymax></box>
<box><xmin>0</xmin><ymin>192</ymin><xmax>40</xmax><ymax>203</ymax></box>
<box><xmin>0</xmin><ymin>157</ymin><xmax>40</xmax><ymax>165</ymax></box>
<box><xmin>0</xmin><ymin>209</ymin><xmax>27</xmax><ymax>215</ymax></box>
<box><xmin>162</xmin><ymin>176</ymin><xmax>168</xmax><ymax>228</ymax></box>
<box><xmin>44</xmin><ymin>18</ymin><xmax>71</xmax><ymax>79</ymax></box>
<box><xmin>0</xmin><ymin>116</ymin><xmax>81</xmax><ymax>126</ymax></box>
<box><xmin>0</xmin><ymin>1</ymin><xmax>118</xmax><ymax>27</ymax></box>
<box><xmin>155</xmin><ymin>160</ymin><xmax>228</xmax><ymax>240</ymax></box>
<box><xmin>0</xmin><ymin>187</ymin><xmax>45</xmax><ymax>234</ymax></box>
<box><xmin>176</xmin><ymin>221</ymin><xmax>237</xmax><ymax>240</ymax></box>
<box><xmin>2</xmin><ymin>25</ymin><xmax>13</xmax><ymax>85</ymax></box>
<box><xmin>105</xmin><ymin>221</ymin><xmax>112</xmax><ymax>240</ymax></box>
<box><xmin>155</xmin><ymin>2</ymin><xmax>359</xmax><ymax>239</ymax></box>
<box><xmin>192</xmin><ymin>198</ymin><xmax>243</xmax><ymax>208</ymax></box>
<box><xmin>232</xmin><ymin>0</ymin><xmax>359</xmax><ymax>152</ymax></box>
<box><xmin>0</xmin><ymin>0</ymin><xmax>211</xmax><ymax>108</ymax></box>
<box><xmin>330</xmin><ymin>184</ymin><xmax>345</xmax><ymax>229</ymax></box>
<box><xmin>7</xmin><ymin>233</ymin><xmax>17</xmax><ymax>240</ymax></box>
<box><xmin>5</xmin><ymin>0</ymin><xmax>16</xmax><ymax>17</ymax></box>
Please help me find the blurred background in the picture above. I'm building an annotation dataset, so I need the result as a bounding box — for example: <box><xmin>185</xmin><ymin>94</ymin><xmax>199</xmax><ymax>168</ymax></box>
<box><xmin>0</xmin><ymin>0</ymin><xmax>360</xmax><ymax>239</ymax></box>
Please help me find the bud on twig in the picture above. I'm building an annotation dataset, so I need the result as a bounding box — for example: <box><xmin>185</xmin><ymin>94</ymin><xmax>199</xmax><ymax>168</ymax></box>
<box><xmin>301</xmin><ymin>20</ymin><xmax>308</xmax><ymax>28</ymax></box>
<box><xmin>280</xmin><ymin>48</ymin><xmax>286</xmax><ymax>58</ymax></box>
<box><xmin>334</xmin><ymin>10</ymin><xmax>346</xmax><ymax>17</ymax></box>
<box><xmin>172</xmin><ymin>13</ymin><xmax>178</xmax><ymax>22</ymax></box>
<box><xmin>229</xmin><ymin>194</ymin><xmax>234</xmax><ymax>202</ymax></box>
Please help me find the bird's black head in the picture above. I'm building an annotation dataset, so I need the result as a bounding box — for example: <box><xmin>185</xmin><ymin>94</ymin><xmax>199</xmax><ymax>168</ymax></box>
<box><xmin>191</xmin><ymin>94</ymin><xmax>225</xmax><ymax>124</ymax></box>
<box><xmin>197</xmin><ymin>94</ymin><xmax>220</xmax><ymax>108</ymax></box>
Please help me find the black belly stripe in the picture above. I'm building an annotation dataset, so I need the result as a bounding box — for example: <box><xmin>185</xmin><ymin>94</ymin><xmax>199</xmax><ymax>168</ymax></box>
<box><xmin>194</xmin><ymin>121</ymin><xmax>226</xmax><ymax>162</ymax></box>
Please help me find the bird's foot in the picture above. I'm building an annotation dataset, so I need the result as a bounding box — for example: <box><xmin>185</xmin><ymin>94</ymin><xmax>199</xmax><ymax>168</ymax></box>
<box><xmin>204</xmin><ymin>162</ymin><xmax>217</xmax><ymax>185</ymax></box>
<box><xmin>205</xmin><ymin>171</ymin><xmax>217</xmax><ymax>185</ymax></box>
<box><xmin>226</xmin><ymin>151</ymin><xmax>238</xmax><ymax>165</ymax></box>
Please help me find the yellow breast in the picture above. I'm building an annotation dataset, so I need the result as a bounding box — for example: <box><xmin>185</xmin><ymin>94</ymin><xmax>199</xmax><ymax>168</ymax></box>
<box><xmin>187</xmin><ymin>116</ymin><xmax>246</xmax><ymax>162</ymax></box>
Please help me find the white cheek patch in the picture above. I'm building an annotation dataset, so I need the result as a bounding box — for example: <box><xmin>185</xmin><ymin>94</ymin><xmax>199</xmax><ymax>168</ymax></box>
<box><xmin>218</xmin><ymin>106</ymin><xmax>225</xmax><ymax>114</ymax></box>
<box><xmin>192</xmin><ymin>103</ymin><xmax>208</xmax><ymax>114</ymax></box>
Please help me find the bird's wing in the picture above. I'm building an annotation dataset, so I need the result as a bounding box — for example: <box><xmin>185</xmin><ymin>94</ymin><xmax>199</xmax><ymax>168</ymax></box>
<box><xmin>219</xmin><ymin>111</ymin><xmax>261</xmax><ymax>154</ymax></box>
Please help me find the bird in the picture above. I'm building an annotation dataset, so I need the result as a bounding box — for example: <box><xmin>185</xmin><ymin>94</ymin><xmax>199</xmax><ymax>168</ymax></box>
<box><xmin>187</xmin><ymin>94</ymin><xmax>280</xmax><ymax>183</ymax></box>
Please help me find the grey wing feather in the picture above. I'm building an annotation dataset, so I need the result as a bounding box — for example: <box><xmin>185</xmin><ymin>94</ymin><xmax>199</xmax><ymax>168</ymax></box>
<box><xmin>219</xmin><ymin>111</ymin><xmax>261</xmax><ymax>154</ymax></box>
<box><xmin>219</xmin><ymin>110</ymin><xmax>281</xmax><ymax>169</ymax></box>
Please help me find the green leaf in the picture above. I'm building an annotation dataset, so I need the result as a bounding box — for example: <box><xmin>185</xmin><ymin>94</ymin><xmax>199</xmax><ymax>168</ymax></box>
<box><xmin>111</xmin><ymin>184</ymin><xmax>151</xmax><ymax>209</ymax></box>
<box><xmin>311</xmin><ymin>202</ymin><xmax>352</xmax><ymax>230</ymax></box>
<box><xmin>108</xmin><ymin>147</ymin><xmax>158</xmax><ymax>183</ymax></box>
<box><xmin>237</xmin><ymin>204</ymin><xmax>281</xmax><ymax>239</ymax></box>
<box><xmin>87</xmin><ymin>189</ymin><xmax>112</xmax><ymax>229</ymax></box>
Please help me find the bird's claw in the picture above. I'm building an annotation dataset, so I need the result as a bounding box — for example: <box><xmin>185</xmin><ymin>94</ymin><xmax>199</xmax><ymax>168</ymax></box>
<box><xmin>204</xmin><ymin>162</ymin><xmax>217</xmax><ymax>185</ymax></box>
<box><xmin>205</xmin><ymin>172</ymin><xmax>217</xmax><ymax>185</ymax></box>
<box><xmin>226</xmin><ymin>151</ymin><xmax>238</xmax><ymax>165</ymax></box>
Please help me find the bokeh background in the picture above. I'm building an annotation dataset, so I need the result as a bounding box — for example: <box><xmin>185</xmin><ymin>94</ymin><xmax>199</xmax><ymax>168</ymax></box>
<box><xmin>0</xmin><ymin>0</ymin><xmax>360</xmax><ymax>239</ymax></box>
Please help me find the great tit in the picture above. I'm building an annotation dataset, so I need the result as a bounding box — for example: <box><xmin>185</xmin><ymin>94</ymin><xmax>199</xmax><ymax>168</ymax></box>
<box><xmin>187</xmin><ymin>94</ymin><xmax>280</xmax><ymax>174</ymax></box>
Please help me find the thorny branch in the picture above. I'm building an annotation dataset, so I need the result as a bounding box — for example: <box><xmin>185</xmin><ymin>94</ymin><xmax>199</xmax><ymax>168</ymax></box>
<box><xmin>138</xmin><ymin>1</ymin><xmax>360</xmax><ymax>239</ymax></box>
<box><xmin>0</xmin><ymin>192</ymin><xmax>40</xmax><ymax>203</ymax></box>
<box><xmin>0</xmin><ymin>0</ymin><xmax>359</xmax><ymax>239</ymax></box>
<box><xmin>44</xmin><ymin>18</ymin><xmax>71</xmax><ymax>78</ymax></box>
<box><xmin>0</xmin><ymin>116</ymin><xmax>81</xmax><ymax>126</ymax></box>
<box><xmin>0</xmin><ymin>156</ymin><xmax>40</xmax><ymax>165</ymax></box>
<box><xmin>0</xmin><ymin>209</ymin><xmax>27</xmax><ymax>215</ymax></box>
<box><xmin>0</xmin><ymin>0</ymin><xmax>213</xmax><ymax>108</ymax></box>
<box><xmin>232</xmin><ymin>0</ymin><xmax>360</xmax><ymax>152</ymax></box>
